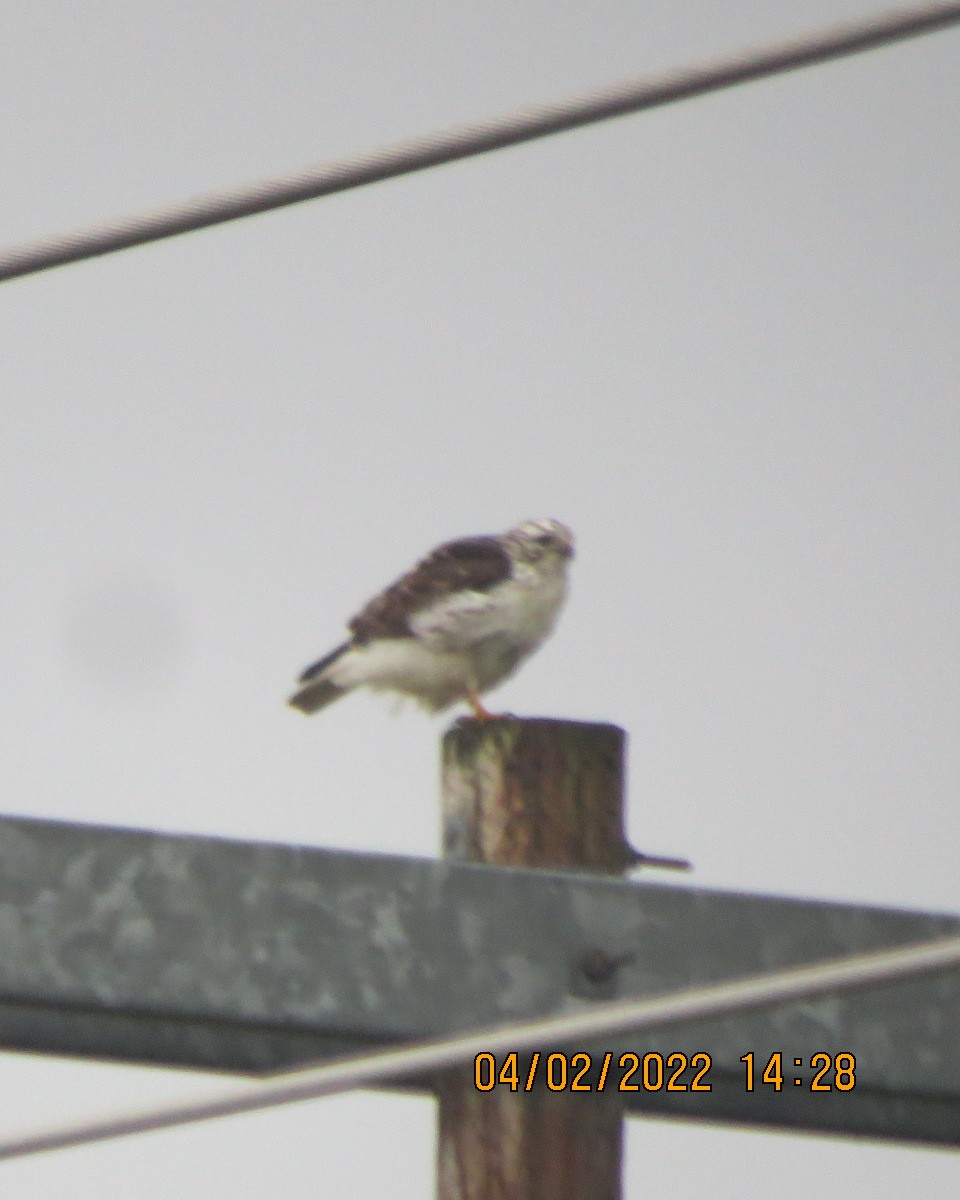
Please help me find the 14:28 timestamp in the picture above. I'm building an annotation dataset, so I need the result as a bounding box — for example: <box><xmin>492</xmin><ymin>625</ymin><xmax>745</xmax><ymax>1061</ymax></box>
<box><xmin>740</xmin><ymin>1052</ymin><xmax>856</xmax><ymax>1091</ymax></box>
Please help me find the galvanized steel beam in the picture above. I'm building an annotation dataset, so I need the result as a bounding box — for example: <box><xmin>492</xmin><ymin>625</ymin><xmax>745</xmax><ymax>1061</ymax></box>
<box><xmin>0</xmin><ymin>814</ymin><xmax>957</xmax><ymax>1145</ymax></box>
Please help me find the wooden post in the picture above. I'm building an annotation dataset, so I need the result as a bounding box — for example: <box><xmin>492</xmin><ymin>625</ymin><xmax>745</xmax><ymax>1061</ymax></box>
<box><xmin>436</xmin><ymin>718</ymin><xmax>631</xmax><ymax>1200</ymax></box>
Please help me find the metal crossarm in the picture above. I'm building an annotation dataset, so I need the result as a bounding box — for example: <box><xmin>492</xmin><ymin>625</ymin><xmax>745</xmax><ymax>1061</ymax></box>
<box><xmin>2</xmin><ymin>933</ymin><xmax>960</xmax><ymax>1160</ymax></box>
<box><xmin>0</xmin><ymin>813</ymin><xmax>958</xmax><ymax>1145</ymax></box>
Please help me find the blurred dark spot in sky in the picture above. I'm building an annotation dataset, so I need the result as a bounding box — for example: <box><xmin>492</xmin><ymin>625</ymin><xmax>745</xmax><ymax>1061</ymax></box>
<box><xmin>62</xmin><ymin>565</ymin><xmax>187</xmax><ymax>701</ymax></box>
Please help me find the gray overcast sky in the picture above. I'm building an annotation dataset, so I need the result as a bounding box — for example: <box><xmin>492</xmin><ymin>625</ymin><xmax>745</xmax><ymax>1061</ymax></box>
<box><xmin>1</xmin><ymin>1</ymin><xmax>958</xmax><ymax>1194</ymax></box>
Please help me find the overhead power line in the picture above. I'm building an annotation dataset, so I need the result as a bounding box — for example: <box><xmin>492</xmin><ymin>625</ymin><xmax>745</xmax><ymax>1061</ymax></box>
<box><xmin>1</xmin><ymin>932</ymin><xmax>959</xmax><ymax>1161</ymax></box>
<box><xmin>2</xmin><ymin>2</ymin><xmax>959</xmax><ymax>284</ymax></box>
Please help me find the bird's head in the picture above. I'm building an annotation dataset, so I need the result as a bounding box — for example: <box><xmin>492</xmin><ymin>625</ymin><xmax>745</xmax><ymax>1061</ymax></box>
<box><xmin>505</xmin><ymin>518</ymin><xmax>575</xmax><ymax>565</ymax></box>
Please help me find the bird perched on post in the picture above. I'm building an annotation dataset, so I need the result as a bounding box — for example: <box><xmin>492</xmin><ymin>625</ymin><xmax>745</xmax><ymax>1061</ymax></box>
<box><xmin>288</xmin><ymin>518</ymin><xmax>574</xmax><ymax>720</ymax></box>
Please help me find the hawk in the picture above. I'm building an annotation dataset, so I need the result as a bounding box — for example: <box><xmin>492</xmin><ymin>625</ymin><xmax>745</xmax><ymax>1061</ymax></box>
<box><xmin>288</xmin><ymin>519</ymin><xmax>574</xmax><ymax>720</ymax></box>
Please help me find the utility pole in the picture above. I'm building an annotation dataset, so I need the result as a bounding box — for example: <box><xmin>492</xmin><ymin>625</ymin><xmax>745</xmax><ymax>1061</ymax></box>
<box><xmin>436</xmin><ymin>718</ymin><xmax>635</xmax><ymax>1200</ymax></box>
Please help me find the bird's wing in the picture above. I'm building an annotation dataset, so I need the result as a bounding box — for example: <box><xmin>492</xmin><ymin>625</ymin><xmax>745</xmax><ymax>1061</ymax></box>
<box><xmin>297</xmin><ymin>640</ymin><xmax>352</xmax><ymax>684</ymax></box>
<box><xmin>348</xmin><ymin>535</ymin><xmax>512</xmax><ymax>644</ymax></box>
<box><xmin>288</xmin><ymin>640</ymin><xmax>352</xmax><ymax>712</ymax></box>
<box><xmin>407</xmin><ymin>584</ymin><xmax>519</xmax><ymax>651</ymax></box>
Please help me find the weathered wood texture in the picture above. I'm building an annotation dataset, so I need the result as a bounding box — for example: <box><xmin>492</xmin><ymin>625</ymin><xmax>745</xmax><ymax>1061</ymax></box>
<box><xmin>439</xmin><ymin>718</ymin><xmax>632</xmax><ymax>873</ymax></box>
<box><xmin>436</xmin><ymin>718</ymin><xmax>628</xmax><ymax>1200</ymax></box>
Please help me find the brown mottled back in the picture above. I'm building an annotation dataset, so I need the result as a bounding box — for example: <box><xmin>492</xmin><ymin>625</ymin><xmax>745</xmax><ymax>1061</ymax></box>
<box><xmin>348</xmin><ymin>536</ymin><xmax>512</xmax><ymax>643</ymax></box>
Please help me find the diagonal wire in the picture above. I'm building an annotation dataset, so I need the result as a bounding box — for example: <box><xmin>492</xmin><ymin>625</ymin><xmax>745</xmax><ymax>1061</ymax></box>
<box><xmin>2</xmin><ymin>2</ymin><xmax>960</xmax><ymax>283</ymax></box>
<box><xmin>1</xmin><ymin>931</ymin><xmax>959</xmax><ymax>1161</ymax></box>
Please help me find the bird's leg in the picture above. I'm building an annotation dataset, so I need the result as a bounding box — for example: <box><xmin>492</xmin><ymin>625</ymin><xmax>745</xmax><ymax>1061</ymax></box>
<box><xmin>467</xmin><ymin>687</ymin><xmax>495</xmax><ymax>721</ymax></box>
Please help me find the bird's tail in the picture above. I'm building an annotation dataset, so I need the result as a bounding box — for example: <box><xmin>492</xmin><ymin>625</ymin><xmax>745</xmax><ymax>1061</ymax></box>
<box><xmin>288</xmin><ymin>676</ymin><xmax>347</xmax><ymax>714</ymax></box>
<box><xmin>288</xmin><ymin>641</ymin><xmax>351</xmax><ymax>715</ymax></box>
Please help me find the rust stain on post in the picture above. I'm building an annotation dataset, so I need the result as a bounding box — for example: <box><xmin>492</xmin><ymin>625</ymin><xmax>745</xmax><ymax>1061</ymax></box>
<box><xmin>436</xmin><ymin>717</ymin><xmax>629</xmax><ymax>1200</ymax></box>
